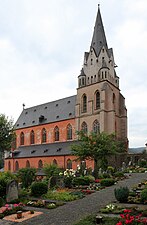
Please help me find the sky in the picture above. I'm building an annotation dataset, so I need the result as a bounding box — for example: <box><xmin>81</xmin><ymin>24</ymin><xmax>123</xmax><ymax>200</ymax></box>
<box><xmin>0</xmin><ymin>0</ymin><xmax>147</xmax><ymax>148</ymax></box>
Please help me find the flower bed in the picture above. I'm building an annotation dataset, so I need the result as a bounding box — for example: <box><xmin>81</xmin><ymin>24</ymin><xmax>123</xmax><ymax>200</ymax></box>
<box><xmin>0</xmin><ymin>203</ymin><xmax>25</xmax><ymax>219</ymax></box>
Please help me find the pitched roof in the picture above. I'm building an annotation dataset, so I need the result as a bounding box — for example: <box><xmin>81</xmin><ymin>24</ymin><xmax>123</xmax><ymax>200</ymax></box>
<box><xmin>15</xmin><ymin>95</ymin><xmax>76</xmax><ymax>129</ymax></box>
<box><xmin>10</xmin><ymin>141</ymin><xmax>79</xmax><ymax>158</ymax></box>
<box><xmin>91</xmin><ymin>5</ymin><xmax>108</xmax><ymax>57</ymax></box>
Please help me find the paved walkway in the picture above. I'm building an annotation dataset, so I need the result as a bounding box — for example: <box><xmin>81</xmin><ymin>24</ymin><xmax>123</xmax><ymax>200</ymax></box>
<box><xmin>1</xmin><ymin>173</ymin><xmax>147</xmax><ymax>225</ymax></box>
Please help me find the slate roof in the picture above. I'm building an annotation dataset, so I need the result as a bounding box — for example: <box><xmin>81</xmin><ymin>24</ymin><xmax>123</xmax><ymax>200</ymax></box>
<box><xmin>10</xmin><ymin>141</ymin><xmax>79</xmax><ymax>159</ymax></box>
<box><xmin>15</xmin><ymin>95</ymin><xmax>76</xmax><ymax>129</ymax></box>
<box><xmin>91</xmin><ymin>6</ymin><xmax>108</xmax><ymax>57</ymax></box>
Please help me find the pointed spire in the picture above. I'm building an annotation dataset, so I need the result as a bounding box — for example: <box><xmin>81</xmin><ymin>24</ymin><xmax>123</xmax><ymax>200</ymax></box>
<box><xmin>91</xmin><ymin>5</ymin><xmax>108</xmax><ymax>56</ymax></box>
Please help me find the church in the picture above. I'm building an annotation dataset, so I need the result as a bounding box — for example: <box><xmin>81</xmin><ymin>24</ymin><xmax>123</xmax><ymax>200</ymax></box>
<box><xmin>4</xmin><ymin>5</ymin><xmax>127</xmax><ymax>172</ymax></box>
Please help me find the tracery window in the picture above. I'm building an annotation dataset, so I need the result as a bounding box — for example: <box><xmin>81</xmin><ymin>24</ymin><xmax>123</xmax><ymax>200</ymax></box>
<box><xmin>93</xmin><ymin>120</ymin><xmax>100</xmax><ymax>134</ymax></box>
<box><xmin>42</xmin><ymin>128</ymin><xmax>46</xmax><ymax>143</ymax></box>
<box><xmin>67</xmin><ymin>124</ymin><xmax>72</xmax><ymax>140</ymax></box>
<box><xmin>54</xmin><ymin>126</ymin><xmax>59</xmax><ymax>141</ymax></box>
<box><xmin>30</xmin><ymin>130</ymin><xmax>35</xmax><ymax>144</ymax></box>
<box><xmin>20</xmin><ymin>132</ymin><xmax>24</xmax><ymax>145</ymax></box>
<box><xmin>95</xmin><ymin>91</ymin><xmax>100</xmax><ymax>109</ymax></box>
<box><xmin>81</xmin><ymin>122</ymin><xmax>88</xmax><ymax>134</ymax></box>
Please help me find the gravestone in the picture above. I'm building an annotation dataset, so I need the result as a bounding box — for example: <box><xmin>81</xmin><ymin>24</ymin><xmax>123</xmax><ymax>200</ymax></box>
<box><xmin>6</xmin><ymin>180</ymin><xmax>18</xmax><ymax>203</ymax></box>
<box><xmin>48</xmin><ymin>176</ymin><xmax>57</xmax><ymax>189</ymax></box>
<box><xmin>56</xmin><ymin>177</ymin><xmax>65</xmax><ymax>188</ymax></box>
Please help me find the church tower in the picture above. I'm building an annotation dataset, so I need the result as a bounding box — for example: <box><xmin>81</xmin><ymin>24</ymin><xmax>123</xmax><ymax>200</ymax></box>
<box><xmin>75</xmin><ymin>5</ymin><xmax>127</xmax><ymax>142</ymax></box>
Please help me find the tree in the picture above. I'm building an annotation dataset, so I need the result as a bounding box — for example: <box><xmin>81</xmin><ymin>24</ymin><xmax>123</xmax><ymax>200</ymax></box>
<box><xmin>71</xmin><ymin>131</ymin><xmax>121</xmax><ymax>178</ymax></box>
<box><xmin>17</xmin><ymin>167</ymin><xmax>36</xmax><ymax>188</ymax></box>
<box><xmin>0</xmin><ymin>114</ymin><xmax>15</xmax><ymax>168</ymax></box>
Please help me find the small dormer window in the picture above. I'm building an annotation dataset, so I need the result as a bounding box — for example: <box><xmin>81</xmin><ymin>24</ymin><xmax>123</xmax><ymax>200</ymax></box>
<box><xmin>34</xmin><ymin>109</ymin><xmax>36</xmax><ymax>112</ymax></box>
<box><xmin>67</xmin><ymin>100</ymin><xmax>70</xmax><ymax>104</ymax></box>
<box><xmin>44</xmin><ymin>106</ymin><xmax>47</xmax><ymax>109</ymax></box>
<box><xmin>23</xmin><ymin>122</ymin><xmax>26</xmax><ymax>125</ymax></box>
<box><xmin>56</xmin><ymin>115</ymin><xmax>59</xmax><ymax>119</ymax></box>
<box><xmin>56</xmin><ymin>104</ymin><xmax>58</xmax><ymax>107</ymax></box>
<box><xmin>39</xmin><ymin>115</ymin><xmax>45</xmax><ymax>122</ymax></box>
<box><xmin>25</xmin><ymin>112</ymin><xmax>28</xmax><ymax>115</ymax></box>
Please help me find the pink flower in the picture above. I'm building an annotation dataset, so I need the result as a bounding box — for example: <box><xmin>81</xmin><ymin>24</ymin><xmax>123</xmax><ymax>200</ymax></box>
<box><xmin>116</xmin><ymin>221</ymin><xmax>122</xmax><ymax>225</ymax></box>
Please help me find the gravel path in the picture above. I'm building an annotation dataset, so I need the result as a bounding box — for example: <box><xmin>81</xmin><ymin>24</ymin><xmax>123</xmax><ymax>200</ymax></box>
<box><xmin>1</xmin><ymin>173</ymin><xmax>146</xmax><ymax>225</ymax></box>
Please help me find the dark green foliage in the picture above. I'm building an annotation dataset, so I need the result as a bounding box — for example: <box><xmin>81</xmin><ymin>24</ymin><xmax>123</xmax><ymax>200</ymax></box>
<box><xmin>0</xmin><ymin>197</ymin><xmax>4</xmax><ymax>207</ymax></box>
<box><xmin>0</xmin><ymin>114</ymin><xmax>15</xmax><ymax>157</ymax></box>
<box><xmin>71</xmin><ymin>131</ymin><xmax>121</xmax><ymax>178</ymax></box>
<box><xmin>64</xmin><ymin>176</ymin><xmax>73</xmax><ymax>188</ymax></box>
<box><xmin>0</xmin><ymin>213</ymin><xmax>4</xmax><ymax>219</ymax></box>
<box><xmin>140</xmin><ymin>188</ymin><xmax>147</xmax><ymax>203</ymax></box>
<box><xmin>138</xmin><ymin>159</ymin><xmax>147</xmax><ymax>168</ymax></box>
<box><xmin>74</xmin><ymin>215</ymin><xmax>119</xmax><ymax>225</ymax></box>
<box><xmin>114</xmin><ymin>171</ymin><xmax>124</xmax><ymax>177</ymax></box>
<box><xmin>114</xmin><ymin>186</ymin><xmax>129</xmax><ymax>203</ymax></box>
<box><xmin>0</xmin><ymin>171</ymin><xmax>16</xmax><ymax>198</ymax></box>
<box><xmin>31</xmin><ymin>181</ymin><xmax>48</xmax><ymax>197</ymax></box>
<box><xmin>17</xmin><ymin>167</ymin><xmax>36</xmax><ymax>188</ymax></box>
<box><xmin>100</xmin><ymin>178</ymin><xmax>115</xmax><ymax>187</ymax></box>
<box><xmin>43</xmin><ymin>163</ymin><xmax>61</xmax><ymax>179</ymax></box>
<box><xmin>72</xmin><ymin>176</ymin><xmax>91</xmax><ymax>186</ymax></box>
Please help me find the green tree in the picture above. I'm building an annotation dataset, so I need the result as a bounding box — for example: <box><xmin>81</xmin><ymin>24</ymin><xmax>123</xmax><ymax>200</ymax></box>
<box><xmin>43</xmin><ymin>163</ymin><xmax>61</xmax><ymax>180</ymax></box>
<box><xmin>0</xmin><ymin>114</ymin><xmax>15</xmax><ymax>168</ymax></box>
<box><xmin>17</xmin><ymin>167</ymin><xmax>36</xmax><ymax>188</ymax></box>
<box><xmin>71</xmin><ymin>131</ymin><xmax>120</xmax><ymax>178</ymax></box>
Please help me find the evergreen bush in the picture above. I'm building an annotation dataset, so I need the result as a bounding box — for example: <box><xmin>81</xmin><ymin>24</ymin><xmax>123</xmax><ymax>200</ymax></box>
<box><xmin>31</xmin><ymin>182</ymin><xmax>48</xmax><ymax>197</ymax></box>
<box><xmin>114</xmin><ymin>186</ymin><xmax>129</xmax><ymax>203</ymax></box>
<box><xmin>140</xmin><ymin>188</ymin><xmax>147</xmax><ymax>203</ymax></box>
<box><xmin>72</xmin><ymin>176</ymin><xmax>91</xmax><ymax>186</ymax></box>
<box><xmin>100</xmin><ymin>178</ymin><xmax>115</xmax><ymax>187</ymax></box>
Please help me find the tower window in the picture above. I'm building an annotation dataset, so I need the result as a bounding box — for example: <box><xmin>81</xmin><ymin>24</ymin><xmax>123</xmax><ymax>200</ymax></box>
<box><xmin>91</xmin><ymin>59</ymin><xmax>93</xmax><ymax>65</ymax></box>
<box><xmin>82</xmin><ymin>94</ymin><xmax>87</xmax><ymax>113</ymax></box>
<box><xmin>93</xmin><ymin>120</ymin><xmax>100</xmax><ymax>134</ymax></box>
<box><xmin>81</xmin><ymin>122</ymin><xmax>88</xmax><ymax>134</ymax></box>
<box><xmin>95</xmin><ymin>91</ymin><xmax>100</xmax><ymax>109</ymax></box>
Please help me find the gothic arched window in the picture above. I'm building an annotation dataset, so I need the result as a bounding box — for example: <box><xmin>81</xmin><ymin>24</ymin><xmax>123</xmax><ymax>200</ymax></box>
<box><xmin>30</xmin><ymin>130</ymin><xmax>35</xmax><ymax>144</ymax></box>
<box><xmin>26</xmin><ymin>160</ymin><xmax>30</xmax><ymax>168</ymax></box>
<box><xmin>54</xmin><ymin>126</ymin><xmax>59</xmax><ymax>141</ymax></box>
<box><xmin>95</xmin><ymin>91</ymin><xmax>100</xmax><ymax>109</ymax></box>
<box><xmin>82</xmin><ymin>94</ymin><xmax>87</xmax><ymax>113</ymax></box>
<box><xmin>20</xmin><ymin>132</ymin><xmax>24</xmax><ymax>145</ymax></box>
<box><xmin>67</xmin><ymin>159</ymin><xmax>72</xmax><ymax>169</ymax></box>
<box><xmin>42</xmin><ymin>128</ymin><xmax>46</xmax><ymax>143</ymax></box>
<box><xmin>38</xmin><ymin>160</ymin><xmax>43</xmax><ymax>169</ymax></box>
<box><xmin>93</xmin><ymin>120</ymin><xmax>100</xmax><ymax>134</ymax></box>
<box><xmin>15</xmin><ymin>161</ymin><xmax>19</xmax><ymax>172</ymax></box>
<box><xmin>53</xmin><ymin>159</ymin><xmax>57</xmax><ymax>165</ymax></box>
<box><xmin>67</xmin><ymin>124</ymin><xmax>72</xmax><ymax>140</ymax></box>
<box><xmin>81</xmin><ymin>122</ymin><xmax>88</xmax><ymax>134</ymax></box>
<box><xmin>8</xmin><ymin>161</ymin><xmax>11</xmax><ymax>171</ymax></box>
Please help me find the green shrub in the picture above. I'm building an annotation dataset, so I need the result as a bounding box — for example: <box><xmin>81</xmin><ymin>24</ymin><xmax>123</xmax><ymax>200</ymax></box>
<box><xmin>72</xmin><ymin>176</ymin><xmax>91</xmax><ymax>186</ymax></box>
<box><xmin>46</xmin><ymin>203</ymin><xmax>57</xmax><ymax>209</ymax></box>
<box><xmin>138</xmin><ymin>159</ymin><xmax>147</xmax><ymax>168</ymax></box>
<box><xmin>140</xmin><ymin>188</ymin><xmax>147</xmax><ymax>203</ymax></box>
<box><xmin>44</xmin><ymin>191</ymin><xmax>78</xmax><ymax>201</ymax></box>
<box><xmin>114</xmin><ymin>171</ymin><xmax>124</xmax><ymax>178</ymax></box>
<box><xmin>31</xmin><ymin>182</ymin><xmax>48</xmax><ymax>197</ymax></box>
<box><xmin>17</xmin><ymin>167</ymin><xmax>36</xmax><ymax>188</ymax></box>
<box><xmin>43</xmin><ymin>163</ymin><xmax>61</xmax><ymax>179</ymax></box>
<box><xmin>64</xmin><ymin>176</ymin><xmax>73</xmax><ymax>188</ymax></box>
<box><xmin>100</xmin><ymin>178</ymin><xmax>115</xmax><ymax>187</ymax></box>
<box><xmin>114</xmin><ymin>186</ymin><xmax>129</xmax><ymax>203</ymax></box>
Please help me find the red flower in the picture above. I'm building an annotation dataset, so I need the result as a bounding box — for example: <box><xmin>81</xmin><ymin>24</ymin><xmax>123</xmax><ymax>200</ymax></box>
<box><xmin>116</xmin><ymin>221</ymin><xmax>122</xmax><ymax>225</ymax></box>
<box><xmin>124</xmin><ymin>209</ymin><xmax>131</xmax><ymax>213</ymax></box>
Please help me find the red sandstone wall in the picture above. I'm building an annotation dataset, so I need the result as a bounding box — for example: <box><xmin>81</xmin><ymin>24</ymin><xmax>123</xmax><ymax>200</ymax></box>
<box><xmin>15</xmin><ymin>118</ymin><xmax>76</xmax><ymax>148</ymax></box>
<box><xmin>5</xmin><ymin>155</ymin><xmax>94</xmax><ymax>172</ymax></box>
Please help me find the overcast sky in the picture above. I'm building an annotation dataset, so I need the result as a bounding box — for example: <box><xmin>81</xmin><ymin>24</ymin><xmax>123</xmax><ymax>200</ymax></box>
<box><xmin>0</xmin><ymin>0</ymin><xmax>147</xmax><ymax>148</ymax></box>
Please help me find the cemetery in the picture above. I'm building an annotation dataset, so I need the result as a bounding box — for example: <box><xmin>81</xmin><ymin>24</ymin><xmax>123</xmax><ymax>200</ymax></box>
<box><xmin>0</xmin><ymin>162</ymin><xmax>147</xmax><ymax>224</ymax></box>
